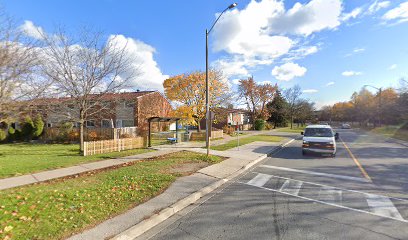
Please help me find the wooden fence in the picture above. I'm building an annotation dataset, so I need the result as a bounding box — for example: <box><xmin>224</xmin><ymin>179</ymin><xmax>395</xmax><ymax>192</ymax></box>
<box><xmin>190</xmin><ymin>130</ymin><xmax>223</xmax><ymax>141</ymax></box>
<box><xmin>83</xmin><ymin>137</ymin><xmax>145</xmax><ymax>156</ymax></box>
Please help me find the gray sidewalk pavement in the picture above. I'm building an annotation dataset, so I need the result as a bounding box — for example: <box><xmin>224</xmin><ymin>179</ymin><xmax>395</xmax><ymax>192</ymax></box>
<box><xmin>68</xmin><ymin>137</ymin><xmax>295</xmax><ymax>240</ymax></box>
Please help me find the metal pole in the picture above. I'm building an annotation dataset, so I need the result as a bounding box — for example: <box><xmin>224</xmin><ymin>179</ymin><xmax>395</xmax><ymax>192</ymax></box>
<box><xmin>379</xmin><ymin>88</ymin><xmax>382</xmax><ymax>127</ymax></box>
<box><xmin>206</xmin><ymin>29</ymin><xmax>210</xmax><ymax>156</ymax></box>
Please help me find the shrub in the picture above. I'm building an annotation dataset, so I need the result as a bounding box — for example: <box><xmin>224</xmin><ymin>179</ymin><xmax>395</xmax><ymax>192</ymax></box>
<box><xmin>88</xmin><ymin>131</ymin><xmax>99</xmax><ymax>141</ymax></box>
<box><xmin>120</xmin><ymin>133</ymin><xmax>132</xmax><ymax>138</ymax></box>
<box><xmin>67</xmin><ymin>131</ymin><xmax>79</xmax><ymax>142</ymax></box>
<box><xmin>8</xmin><ymin>127</ymin><xmax>15</xmax><ymax>142</ymax></box>
<box><xmin>21</xmin><ymin>116</ymin><xmax>34</xmax><ymax>141</ymax></box>
<box><xmin>254</xmin><ymin>119</ymin><xmax>265</xmax><ymax>131</ymax></box>
<box><xmin>0</xmin><ymin>129</ymin><xmax>6</xmax><ymax>142</ymax></box>
<box><xmin>222</xmin><ymin>125</ymin><xmax>235</xmax><ymax>135</ymax></box>
<box><xmin>265</xmin><ymin>122</ymin><xmax>273</xmax><ymax>130</ymax></box>
<box><xmin>33</xmin><ymin>114</ymin><xmax>45</xmax><ymax>138</ymax></box>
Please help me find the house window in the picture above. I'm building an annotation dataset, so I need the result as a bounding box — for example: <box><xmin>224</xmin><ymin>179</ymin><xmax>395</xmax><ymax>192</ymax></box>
<box><xmin>101</xmin><ymin>119</ymin><xmax>113</xmax><ymax>128</ymax></box>
<box><xmin>47</xmin><ymin>122</ymin><xmax>53</xmax><ymax>128</ymax></box>
<box><xmin>116</xmin><ymin>119</ymin><xmax>134</xmax><ymax>128</ymax></box>
<box><xmin>86</xmin><ymin>120</ymin><xmax>95</xmax><ymax>128</ymax></box>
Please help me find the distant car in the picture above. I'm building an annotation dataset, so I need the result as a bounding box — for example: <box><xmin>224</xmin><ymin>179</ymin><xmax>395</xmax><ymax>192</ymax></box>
<box><xmin>341</xmin><ymin>123</ymin><xmax>351</xmax><ymax>129</ymax></box>
<box><xmin>301</xmin><ymin>125</ymin><xmax>339</xmax><ymax>157</ymax></box>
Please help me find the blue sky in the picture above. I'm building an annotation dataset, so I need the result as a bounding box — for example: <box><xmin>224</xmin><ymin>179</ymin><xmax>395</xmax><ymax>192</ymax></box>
<box><xmin>2</xmin><ymin>0</ymin><xmax>408</xmax><ymax>108</ymax></box>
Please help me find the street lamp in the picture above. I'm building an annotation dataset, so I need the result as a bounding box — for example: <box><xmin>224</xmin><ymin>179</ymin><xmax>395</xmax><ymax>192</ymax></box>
<box><xmin>205</xmin><ymin>3</ymin><xmax>237</xmax><ymax>156</ymax></box>
<box><xmin>363</xmin><ymin>84</ymin><xmax>383</xmax><ymax>127</ymax></box>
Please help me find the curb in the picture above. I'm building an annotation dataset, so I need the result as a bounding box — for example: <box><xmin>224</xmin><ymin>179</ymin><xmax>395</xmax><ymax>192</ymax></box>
<box><xmin>111</xmin><ymin>137</ymin><xmax>296</xmax><ymax>240</ymax></box>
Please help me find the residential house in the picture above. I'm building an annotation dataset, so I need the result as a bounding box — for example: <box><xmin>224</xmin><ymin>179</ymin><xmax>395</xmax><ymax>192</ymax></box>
<box><xmin>200</xmin><ymin>107</ymin><xmax>252</xmax><ymax>130</ymax></box>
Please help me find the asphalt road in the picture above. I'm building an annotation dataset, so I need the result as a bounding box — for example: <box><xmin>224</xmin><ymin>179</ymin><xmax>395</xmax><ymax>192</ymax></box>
<box><xmin>138</xmin><ymin>129</ymin><xmax>408</xmax><ymax>240</ymax></box>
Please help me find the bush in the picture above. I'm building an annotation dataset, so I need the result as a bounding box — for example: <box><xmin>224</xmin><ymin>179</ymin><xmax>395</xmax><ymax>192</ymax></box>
<box><xmin>88</xmin><ymin>131</ymin><xmax>99</xmax><ymax>141</ymax></box>
<box><xmin>265</xmin><ymin>122</ymin><xmax>273</xmax><ymax>130</ymax></box>
<box><xmin>120</xmin><ymin>133</ymin><xmax>132</xmax><ymax>138</ymax></box>
<box><xmin>222</xmin><ymin>125</ymin><xmax>235</xmax><ymax>135</ymax></box>
<box><xmin>8</xmin><ymin>127</ymin><xmax>15</xmax><ymax>142</ymax></box>
<box><xmin>254</xmin><ymin>119</ymin><xmax>265</xmax><ymax>131</ymax></box>
<box><xmin>67</xmin><ymin>131</ymin><xmax>79</xmax><ymax>142</ymax></box>
<box><xmin>0</xmin><ymin>129</ymin><xmax>6</xmax><ymax>142</ymax></box>
<box><xmin>21</xmin><ymin>116</ymin><xmax>34</xmax><ymax>141</ymax></box>
<box><xmin>33</xmin><ymin>114</ymin><xmax>45</xmax><ymax>138</ymax></box>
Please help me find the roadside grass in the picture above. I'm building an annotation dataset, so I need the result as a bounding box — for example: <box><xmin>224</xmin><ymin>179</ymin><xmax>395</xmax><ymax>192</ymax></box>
<box><xmin>369</xmin><ymin>125</ymin><xmax>408</xmax><ymax>142</ymax></box>
<box><xmin>209</xmin><ymin>135</ymin><xmax>284</xmax><ymax>151</ymax></box>
<box><xmin>276</xmin><ymin>126</ymin><xmax>305</xmax><ymax>133</ymax></box>
<box><xmin>0</xmin><ymin>143</ymin><xmax>153</xmax><ymax>179</ymax></box>
<box><xmin>0</xmin><ymin>151</ymin><xmax>223</xmax><ymax>240</ymax></box>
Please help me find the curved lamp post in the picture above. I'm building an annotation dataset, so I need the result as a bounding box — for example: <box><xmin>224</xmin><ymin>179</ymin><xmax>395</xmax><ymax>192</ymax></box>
<box><xmin>206</xmin><ymin>3</ymin><xmax>237</xmax><ymax>156</ymax></box>
<box><xmin>363</xmin><ymin>84</ymin><xmax>383</xmax><ymax>127</ymax></box>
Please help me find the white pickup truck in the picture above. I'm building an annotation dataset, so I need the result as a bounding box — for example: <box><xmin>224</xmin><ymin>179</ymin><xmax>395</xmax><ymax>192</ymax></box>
<box><xmin>301</xmin><ymin>125</ymin><xmax>339</xmax><ymax>157</ymax></box>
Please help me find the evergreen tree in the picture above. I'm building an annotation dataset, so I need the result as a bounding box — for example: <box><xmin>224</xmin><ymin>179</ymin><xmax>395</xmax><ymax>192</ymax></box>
<box><xmin>267</xmin><ymin>90</ymin><xmax>288</xmax><ymax>128</ymax></box>
<box><xmin>33</xmin><ymin>114</ymin><xmax>45</xmax><ymax>138</ymax></box>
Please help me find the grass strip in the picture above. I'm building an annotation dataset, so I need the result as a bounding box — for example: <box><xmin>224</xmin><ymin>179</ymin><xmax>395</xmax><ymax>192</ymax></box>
<box><xmin>210</xmin><ymin>135</ymin><xmax>284</xmax><ymax>151</ymax></box>
<box><xmin>0</xmin><ymin>143</ymin><xmax>153</xmax><ymax>179</ymax></box>
<box><xmin>0</xmin><ymin>151</ymin><xmax>223</xmax><ymax>240</ymax></box>
<box><xmin>276</xmin><ymin>126</ymin><xmax>305</xmax><ymax>133</ymax></box>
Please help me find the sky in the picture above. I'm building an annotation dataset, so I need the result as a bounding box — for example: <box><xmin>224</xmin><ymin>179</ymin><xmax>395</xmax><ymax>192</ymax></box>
<box><xmin>2</xmin><ymin>0</ymin><xmax>408</xmax><ymax>109</ymax></box>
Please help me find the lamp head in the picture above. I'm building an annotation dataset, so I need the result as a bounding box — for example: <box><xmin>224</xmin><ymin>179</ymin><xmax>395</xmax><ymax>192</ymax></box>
<box><xmin>228</xmin><ymin>3</ymin><xmax>238</xmax><ymax>9</ymax></box>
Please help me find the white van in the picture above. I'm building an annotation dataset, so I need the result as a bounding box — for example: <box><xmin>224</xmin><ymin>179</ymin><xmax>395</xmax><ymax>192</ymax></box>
<box><xmin>301</xmin><ymin>125</ymin><xmax>339</xmax><ymax>157</ymax></box>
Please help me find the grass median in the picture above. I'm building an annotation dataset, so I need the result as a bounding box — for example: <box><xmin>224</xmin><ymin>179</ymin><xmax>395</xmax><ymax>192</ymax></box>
<box><xmin>0</xmin><ymin>143</ymin><xmax>153</xmax><ymax>179</ymax></box>
<box><xmin>276</xmin><ymin>126</ymin><xmax>305</xmax><ymax>133</ymax></box>
<box><xmin>368</xmin><ymin>125</ymin><xmax>408</xmax><ymax>141</ymax></box>
<box><xmin>209</xmin><ymin>135</ymin><xmax>284</xmax><ymax>151</ymax></box>
<box><xmin>0</xmin><ymin>151</ymin><xmax>223</xmax><ymax>240</ymax></box>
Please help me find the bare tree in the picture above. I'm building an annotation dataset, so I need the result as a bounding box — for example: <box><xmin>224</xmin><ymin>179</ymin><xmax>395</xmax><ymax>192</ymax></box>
<box><xmin>0</xmin><ymin>10</ymin><xmax>45</xmax><ymax>123</ymax></box>
<box><xmin>39</xmin><ymin>28</ymin><xmax>138</xmax><ymax>152</ymax></box>
<box><xmin>284</xmin><ymin>85</ymin><xmax>302</xmax><ymax>129</ymax></box>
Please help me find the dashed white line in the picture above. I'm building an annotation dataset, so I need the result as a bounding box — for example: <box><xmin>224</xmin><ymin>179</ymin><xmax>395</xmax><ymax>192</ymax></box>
<box><xmin>279</xmin><ymin>179</ymin><xmax>303</xmax><ymax>196</ymax></box>
<box><xmin>247</xmin><ymin>173</ymin><xmax>272</xmax><ymax>187</ymax></box>
<box><xmin>365</xmin><ymin>193</ymin><xmax>404</xmax><ymax>221</ymax></box>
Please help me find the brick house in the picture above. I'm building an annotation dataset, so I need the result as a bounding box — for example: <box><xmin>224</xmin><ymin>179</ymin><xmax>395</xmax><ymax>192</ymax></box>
<box><xmin>31</xmin><ymin>91</ymin><xmax>172</xmax><ymax>134</ymax></box>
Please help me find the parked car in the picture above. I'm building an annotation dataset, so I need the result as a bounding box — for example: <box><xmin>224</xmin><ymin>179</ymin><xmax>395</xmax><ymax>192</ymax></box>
<box><xmin>341</xmin><ymin>123</ymin><xmax>351</xmax><ymax>129</ymax></box>
<box><xmin>301</xmin><ymin>125</ymin><xmax>339</xmax><ymax>157</ymax></box>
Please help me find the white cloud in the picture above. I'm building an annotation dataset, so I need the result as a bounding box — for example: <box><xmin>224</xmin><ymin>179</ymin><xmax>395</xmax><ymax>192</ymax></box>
<box><xmin>267</xmin><ymin>0</ymin><xmax>343</xmax><ymax>36</ymax></box>
<box><xmin>342</xmin><ymin>71</ymin><xmax>363</xmax><ymax>77</ymax></box>
<box><xmin>19</xmin><ymin>20</ymin><xmax>45</xmax><ymax>40</ymax></box>
<box><xmin>107</xmin><ymin>35</ymin><xmax>168</xmax><ymax>91</ymax></box>
<box><xmin>326</xmin><ymin>81</ymin><xmax>335</xmax><ymax>86</ymax></box>
<box><xmin>303</xmin><ymin>89</ymin><xmax>318</xmax><ymax>93</ymax></box>
<box><xmin>344</xmin><ymin>47</ymin><xmax>365</xmax><ymax>57</ymax></box>
<box><xmin>368</xmin><ymin>1</ymin><xmax>391</xmax><ymax>14</ymax></box>
<box><xmin>211</xmin><ymin>0</ymin><xmax>344</xmax><ymax>76</ymax></box>
<box><xmin>342</xmin><ymin>7</ymin><xmax>363</xmax><ymax>21</ymax></box>
<box><xmin>388</xmin><ymin>64</ymin><xmax>397</xmax><ymax>70</ymax></box>
<box><xmin>272</xmin><ymin>62</ymin><xmax>307</xmax><ymax>81</ymax></box>
<box><xmin>231</xmin><ymin>79</ymin><xmax>241</xmax><ymax>85</ymax></box>
<box><xmin>383</xmin><ymin>2</ymin><xmax>408</xmax><ymax>24</ymax></box>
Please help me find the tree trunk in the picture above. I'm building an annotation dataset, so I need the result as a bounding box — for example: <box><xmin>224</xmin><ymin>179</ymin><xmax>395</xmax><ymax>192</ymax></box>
<box><xmin>290</xmin><ymin>115</ymin><xmax>293</xmax><ymax>129</ymax></box>
<box><xmin>197</xmin><ymin>120</ymin><xmax>201</xmax><ymax>133</ymax></box>
<box><xmin>80</xmin><ymin>121</ymin><xmax>84</xmax><ymax>153</ymax></box>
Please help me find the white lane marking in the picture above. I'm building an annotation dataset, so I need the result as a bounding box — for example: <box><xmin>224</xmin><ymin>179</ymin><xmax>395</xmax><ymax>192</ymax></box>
<box><xmin>242</xmin><ymin>180</ymin><xmax>408</xmax><ymax>223</ymax></box>
<box><xmin>279</xmin><ymin>179</ymin><xmax>303</xmax><ymax>196</ymax></box>
<box><xmin>282</xmin><ymin>138</ymin><xmax>295</xmax><ymax>147</ymax></box>
<box><xmin>247</xmin><ymin>173</ymin><xmax>272</xmax><ymax>187</ymax></box>
<box><xmin>366</xmin><ymin>193</ymin><xmax>404</xmax><ymax>221</ymax></box>
<box><xmin>318</xmin><ymin>186</ymin><xmax>342</xmax><ymax>205</ymax></box>
<box><xmin>259</xmin><ymin>165</ymin><xmax>370</xmax><ymax>183</ymax></box>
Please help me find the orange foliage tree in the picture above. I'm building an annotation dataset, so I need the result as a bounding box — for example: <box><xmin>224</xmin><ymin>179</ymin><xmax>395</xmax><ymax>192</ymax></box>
<box><xmin>163</xmin><ymin>70</ymin><xmax>229</xmax><ymax>131</ymax></box>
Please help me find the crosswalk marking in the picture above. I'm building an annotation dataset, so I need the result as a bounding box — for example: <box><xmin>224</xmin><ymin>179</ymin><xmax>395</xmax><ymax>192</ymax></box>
<box><xmin>242</xmin><ymin>173</ymin><xmax>408</xmax><ymax>223</ymax></box>
<box><xmin>365</xmin><ymin>193</ymin><xmax>404</xmax><ymax>221</ymax></box>
<box><xmin>279</xmin><ymin>179</ymin><xmax>303</xmax><ymax>196</ymax></box>
<box><xmin>247</xmin><ymin>173</ymin><xmax>272</xmax><ymax>187</ymax></box>
<box><xmin>318</xmin><ymin>186</ymin><xmax>342</xmax><ymax>204</ymax></box>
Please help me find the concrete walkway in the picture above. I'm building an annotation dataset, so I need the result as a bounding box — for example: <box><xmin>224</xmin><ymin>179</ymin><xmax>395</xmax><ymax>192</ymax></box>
<box><xmin>68</xmin><ymin>137</ymin><xmax>295</xmax><ymax>240</ymax></box>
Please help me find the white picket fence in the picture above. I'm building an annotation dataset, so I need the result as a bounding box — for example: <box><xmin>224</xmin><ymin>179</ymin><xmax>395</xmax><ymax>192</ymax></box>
<box><xmin>83</xmin><ymin>137</ymin><xmax>144</xmax><ymax>156</ymax></box>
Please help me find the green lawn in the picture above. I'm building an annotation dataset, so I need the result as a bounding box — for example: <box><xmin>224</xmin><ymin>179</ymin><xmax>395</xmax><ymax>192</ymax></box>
<box><xmin>369</xmin><ymin>125</ymin><xmax>408</xmax><ymax>142</ymax></box>
<box><xmin>0</xmin><ymin>143</ymin><xmax>153</xmax><ymax>179</ymax></box>
<box><xmin>0</xmin><ymin>151</ymin><xmax>223</xmax><ymax>240</ymax></box>
<box><xmin>210</xmin><ymin>135</ymin><xmax>284</xmax><ymax>151</ymax></box>
<box><xmin>276</xmin><ymin>126</ymin><xmax>305</xmax><ymax>133</ymax></box>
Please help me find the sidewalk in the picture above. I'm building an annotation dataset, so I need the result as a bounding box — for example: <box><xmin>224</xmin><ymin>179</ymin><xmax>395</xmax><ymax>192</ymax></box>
<box><xmin>68</xmin><ymin>137</ymin><xmax>295</xmax><ymax>240</ymax></box>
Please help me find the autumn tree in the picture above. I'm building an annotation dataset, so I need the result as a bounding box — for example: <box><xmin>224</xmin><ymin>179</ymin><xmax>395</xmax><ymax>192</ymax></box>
<box><xmin>238</xmin><ymin>76</ymin><xmax>276</xmax><ymax>120</ymax></box>
<box><xmin>163</xmin><ymin>70</ymin><xmax>228</xmax><ymax>132</ymax></box>
<box><xmin>40</xmin><ymin>28</ymin><xmax>137</xmax><ymax>152</ymax></box>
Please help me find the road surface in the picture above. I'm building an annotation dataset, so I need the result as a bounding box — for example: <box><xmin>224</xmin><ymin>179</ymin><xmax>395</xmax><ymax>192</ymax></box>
<box><xmin>138</xmin><ymin>128</ymin><xmax>408</xmax><ymax>240</ymax></box>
